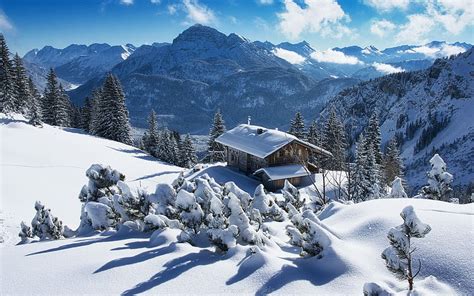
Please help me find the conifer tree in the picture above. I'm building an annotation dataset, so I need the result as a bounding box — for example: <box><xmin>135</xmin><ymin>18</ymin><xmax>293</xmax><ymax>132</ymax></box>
<box><xmin>180</xmin><ymin>134</ymin><xmax>198</xmax><ymax>168</ymax></box>
<box><xmin>384</xmin><ymin>138</ymin><xmax>404</xmax><ymax>186</ymax></box>
<box><xmin>0</xmin><ymin>34</ymin><xmax>16</xmax><ymax>113</ymax></box>
<box><xmin>80</xmin><ymin>97</ymin><xmax>93</xmax><ymax>132</ymax></box>
<box><xmin>27</xmin><ymin>77</ymin><xmax>42</xmax><ymax>126</ymax></box>
<box><xmin>208</xmin><ymin>109</ymin><xmax>226</xmax><ymax>162</ymax></box>
<box><xmin>351</xmin><ymin>134</ymin><xmax>368</xmax><ymax>202</ymax></box>
<box><xmin>289</xmin><ymin>112</ymin><xmax>306</xmax><ymax>139</ymax></box>
<box><xmin>420</xmin><ymin>154</ymin><xmax>453</xmax><ymax>201</ymax></box>
<box><xmin>43</xmin><ymin>69</ymin><xmax>70</xmax><ymax>126</ymax></box>
<box><xmin>381</xmin><ymin>206</ymin><xmax>431</xmax><ymax>291</ymax></box>
<box><xmin>306</xmin><ymin>120</ymin><xmax>319</xmax><ymax>146</ymax></box>
<box><xmin>143</xmin><ymin>110</ymin><xmax>159</xmax><ymax>156</ymax></box>
<box><xmin>322</xmin><ymin>108</ymin><xmax>347</xmax><ymax>170</ymax></box>
<box><xmin>366</xmin><ymin>113</ymin><xmax>383</xmax><ymax>165</ymax></box>
<box><xmin>88</xmin><ymin>88</ymin><xmax>102</xmax><ymax>134</ymax></box>
<box><xmin>12</xmin><ymin>53</ymin><xmax>30</xmax><ymax>114</ymax></box>
<box><xmin>93</xmin><ymin>74</ymin><xmax>132</xmax><ymax>145</ymax></box>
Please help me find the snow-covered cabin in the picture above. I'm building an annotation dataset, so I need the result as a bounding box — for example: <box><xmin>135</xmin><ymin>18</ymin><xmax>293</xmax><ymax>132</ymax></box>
<box><xmin>216</xmin><ymin>124</ymin><xmax>332</xmax><ymax>191</ymax></box>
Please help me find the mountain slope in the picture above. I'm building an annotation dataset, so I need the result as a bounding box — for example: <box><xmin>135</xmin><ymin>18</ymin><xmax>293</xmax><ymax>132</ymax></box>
<box><xmin>321</xmin><ymin>49</ymin><xmax>474</xmax><ymax>189</ymax></box>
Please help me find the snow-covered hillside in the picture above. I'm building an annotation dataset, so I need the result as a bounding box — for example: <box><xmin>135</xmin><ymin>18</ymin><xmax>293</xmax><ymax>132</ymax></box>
<box><xmin>1</xmin><ymin>115</ymin><xmax>473</xmax><ymax>295</ymax></box>
<box><xmin>322</xmin><ymin>48</ymin><xmax>474</xmax><ymax>190</ymax></box>
<box><xmin>0</xmin><ymin>114</ymin><xmax>182</xmax><ymax>244</ymax></box>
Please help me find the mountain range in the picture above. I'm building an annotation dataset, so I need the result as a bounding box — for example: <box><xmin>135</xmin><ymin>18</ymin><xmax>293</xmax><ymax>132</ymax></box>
<box><xmin>23</xmin><ymin>25</ymin><xmax>471</xmax><ymax>133</ymax></box>
<box><xmin>21</xmin><ymin>24</ymin><xmax>473</xmax><ymax>189</ymax></box>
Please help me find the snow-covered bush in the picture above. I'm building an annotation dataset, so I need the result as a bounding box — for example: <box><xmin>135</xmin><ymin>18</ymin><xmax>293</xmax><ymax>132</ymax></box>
<box><xmin>286</xmin><ymin>209</ymin><xmax>331</xmax><ymax>257</ymax></box>
<box><xmin>281</xmin><ymin>180</ymin><xmax>305</xmax><ymax>209</ymax></box>
<box><xmin>420</xmin><ymin>154</ymin><xmax>453</xmax><ymax>201</ymax></box>
<box><xmin>19</xmin><ymin>201</ymin><xmax>65</xmax><ymax>243</ymax></box>
<box><xmin>363</xmin><ymin>282</ymin><xmax>393</xmax><ymax>296</ymax></box>
<box><xmin>389</xmin><ymin>177</ymin><xmax>408</xmax><ymax>198</ymax></box>
<box><xmin>175</xmin><ymin>189</ymin><xmax>204</xmax><ymax>233</ymax></box>
<box><xmin>149</xmin><ymin>183</ymin><xmax>178</xmax><ymax>217</ymax></box>
<box><xmin>251</xmin><ymin>185</ymin><xmax>285</xmax><ymax>221</ymax></box>
<box><xmin>381</xmin><ymin>205</ymin><xmax>431</xmax><ymax>291</ymax></box>
<box><xmin>223</xmin><ymin>181</ymin><xmax>252</xmax><ymax>212</ymax></box>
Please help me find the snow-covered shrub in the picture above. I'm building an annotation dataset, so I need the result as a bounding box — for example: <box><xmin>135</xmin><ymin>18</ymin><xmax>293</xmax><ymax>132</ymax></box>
<box><xmin>18</xmin><ymin>221</ymin><xmax>33</xmax><ymax>244</ymax></box>
<box><xmin>363</xmin><ymin>282</ymin><xmax>393</xmax><ymax>296</ymax></box>
<box><xmin>20</xmin><ymin>201</ymin><xmax>65</xmax><ymax>242</ymax></box>
<box><xmin>420</xmin><ymin>154</ymin><xmax>453</xmax><ymax>201</ymax></box>
<box><xmin>149</xmin><ymin>183</ymin><xmax>178</xmax><ymax>217</ymax></box>
<box><xmin>207</xmin><ymin>226</ymin><xmax>238</xmax><ymax>252</ymax></box>
<box><xmin>251</xmin><ymin>185</ymin><xmax>285</xmax><ymax>221</ymax></box>
<box><xmin>389</xmin><ymin>177</ymin><xmax>408</xmax><ymax>198</ymax></box>
<box><xmin>84</xmin><ymin>202</ymin><xmax>118</xmax><ymax>230</ymax></box>
<box><xmin>223</xmin><ymin>181</ymin><xmax>252</xmax><ymax>212</ymax></box>
<box><xmin>79</xmin><ymin>164</ymin><xmax>124</xmax><ymax>202</ymax></box>
<box><xmin>281</xmin><ymin>180</ymin><xmax>305</xmax><ymax>209</ymax></box>
<box><xmin>175</xmin><ymin>189</ymin><xmax>204</xmax><ymax>233</ymax></box>
<box><xmin>286</xmin><ymin>210</ymin><xmax>331</xmax><ymax>257</ymax></box>
<box><xmin>228</xmin><ymin>193</ymin><xmax>266</xmax><ymax>246</ymax></box>
<box><xmin>381</xmin><ymin>205</ymin><xmax>431</xmax><ymax>291</ymax></box>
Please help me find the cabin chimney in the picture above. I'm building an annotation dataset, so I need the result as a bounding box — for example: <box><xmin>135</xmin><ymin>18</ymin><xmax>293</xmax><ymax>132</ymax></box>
<box><xmin>247</xmin><ymin>116</ymin><xmax>251</xmax><ymax>125</ymax></box>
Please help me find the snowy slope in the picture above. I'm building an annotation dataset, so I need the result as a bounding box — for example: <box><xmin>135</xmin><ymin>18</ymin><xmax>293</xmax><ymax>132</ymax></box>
<box><xmin>0</xmin><ymin>114</ymin><xmax>182</xmax><ymax>245</ymax></box>
<box><xmin>1</xmin><ymin>115</ymin><xmax>473</xmax><ymax>295</ymax></box>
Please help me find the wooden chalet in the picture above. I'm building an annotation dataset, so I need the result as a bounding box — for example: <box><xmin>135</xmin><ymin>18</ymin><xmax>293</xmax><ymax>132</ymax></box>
<box><xmin>215</xmin><ymin>124</ymin><xmax>332</xmax><ymax>191</ymax></box>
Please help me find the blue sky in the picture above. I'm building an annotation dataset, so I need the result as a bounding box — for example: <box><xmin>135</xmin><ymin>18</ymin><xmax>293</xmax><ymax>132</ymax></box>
<box><xmin>1</xmin><ymin>0</ymin><xmax>473</xmax><ymax>55</ymax></box>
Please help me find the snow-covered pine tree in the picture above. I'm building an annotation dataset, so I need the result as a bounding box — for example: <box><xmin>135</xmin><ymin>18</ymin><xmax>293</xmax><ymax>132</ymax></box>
<box><xmin>12</xmin><ymin>54</ymin><xmax>30</xmax><ymax>114</ymax></box>
<box><xmin>88</xmin><ymin>88</ymin><xmax>102</xmax><ymax>134</ymax></box>
<box><xmin>288</xmin><ymin>111</ymin><xmax>306</xmax><ymax>139</ymax></box>
<box><xmin>381</xmin><ymin>206</ymin><xmax>431</xmax><ymax>291</ymax></box>
<box><xmin>57</xmin><ymin>84</ymin><xmax>72</xmax><ymax>127</ymax></box>
<box><xmin>207</xmin><ymin>109</ymin><xmax>226</xmax><ymax>162</ymax></box>
<box><xmin>420</xmin><ymin>154</ymin><xmax>453</xmax><ymax>201</ymax></box>
<box><xmin>389</xmin><ymin>177</ymin><xmax>408</xmax><ymax>198</ymax></box>
<box><xmin>322</xmin><ymin>108</ymin><xmax>347</xmax><ymax>170</ymax></box>
<box><xmin>30</xmin><ymin>201</ymin><xmax>64</xmax><ymax>240</ymax></box>
<box><xmin>383</xmin><ymin>137</ymin><xmax>404</xmax><ymax>186</ymax></box>
<box><xmin>180</xmin><ymin>134</ymin><xmax>198</xmax><ymax>168</ymax></box>
<box><xmin>42</xmin><ymin>69</ymin><xmax>70</xmax><ymax>126</ymax></box>
<box><xmin>351</xmin><ymin>134</ymin><xmax>368</xmax><ymax>202</ymax></box>
<box><xmin>0</xmin><ymin>34</ymin><xmax>16</xmax><ymax>114</ymax></box>
<box><xmin>306</xmin><ymin>120</ymin><xmax>319</xmax><ymax>146</ymax></box>
<box><xmin>143</xmin><ymin>109</ymin><xmax>159</xmax><ymax>156</ymax></box>
<box><xmin>27</xmin><ymin>77</ymin><xmax>42</xmax><ymax>126</ymax></box>
<box><xmin>93</xmin><ymin>74</ymin><xmax>133</xmax><ymax>145</ymax></box>
<box><xmin>80</xmin><ymin>96</ymin><xmax>93</xmax><ymax>132</ymax></box>
<box><xmin>366</xmin><ymin>112</ymin><xmax>383</xmax><ymax>166</ymax></box>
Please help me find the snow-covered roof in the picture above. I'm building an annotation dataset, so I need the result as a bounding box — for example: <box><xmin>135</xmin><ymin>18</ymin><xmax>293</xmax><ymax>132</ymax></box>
<box><xmin>216</xmin><ymin>124</ymin><xmax>332</xmax><ymax>159</ymax></box>
<box><xmin>254</xmin><ymin>164</ymin><xmax>309</xmax><ymax>180</ymax></box>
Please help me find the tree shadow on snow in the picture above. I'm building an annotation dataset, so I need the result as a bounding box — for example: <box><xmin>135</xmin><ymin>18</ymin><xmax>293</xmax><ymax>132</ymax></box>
<box><xmin>255</xmin><ymin>252</ymin><xmax>347</xmax><ymax>296</ymax></box>
<box><xmin>26</xmin><ymin>232</ymin><xmax>148</xmax><ymax>256</ymax></box>
<box><xmin>121</xmin><ymin>250</ymin><xmax>229</xmax><ymax>296</ymax></box>
<box><xmin>132</xmin><ymin>171</ymin><xmax>182</xmax><ymax>182</ymax></box>
<box><xmin>94</xmin><ymin>243</ymin><xmax>178</xmax><ymax>274</ymax></box>
<box><xmin>226</xmin><ymin>250</ymin><xmax>266</xmax><ymax>285</ymax></box>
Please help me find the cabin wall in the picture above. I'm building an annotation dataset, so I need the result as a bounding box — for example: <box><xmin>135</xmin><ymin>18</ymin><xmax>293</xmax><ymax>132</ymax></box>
<box><xmin>266</xmin><ymin>142</ymin><xmax>310</xmax><ymax>167</ymax></box>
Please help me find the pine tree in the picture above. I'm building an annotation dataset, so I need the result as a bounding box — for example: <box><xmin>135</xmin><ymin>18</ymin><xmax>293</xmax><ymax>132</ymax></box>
<box><xmin>43</xmin><ymin>69</ymin><xmax>70</xmax><ymax>126</ymax></box>
<box><xmin>12</xmin><ymin>54</ymin><xmax>30</xmax><ymax>114</ymax></box>
<box><xmin>27</xmin><ymin>77</ymin><xmax>42</xmax><ymax>126</ymax></box>
<box><xmin>208</xmin><ymin>109</ymin><xmax>226</xmax><ymax>162</ymax></box>
<box><xmin>420</xmin><ymin>154</ymin><xmax>453</xmax><ymax>201</ymax></box>
<box><xmin>180</xmin><ymin>134</ymin><xmax>198</xmax><ymax>168</ymax></box>
<box><xmin>80</xmin><ymin>97</ymin><xmax>93</xmax><ymax>132</ymax></box>
<box><xmin>351</xmin><ymin>134</ymin><xmax>368</xmax><ymax>202</ymax></box>
<box><xmin>289</xmin><ymin>112</ymin><xmax>306</xmax><ymax>139</ymax></box>
<box><xmin>93</xmin><ymin>74</ymin><xmax>133</xmax><ymax>145</ymax></box>
<box><xmin>0</xmin><ymin>34</ymin><xmax>16</xmax><ymax>113</ymax></box>
<box><xmin>88</xmin><ymin>88</ymin><xmax>102</xmax><ymax>134</ymax></box>
<box><xmin>143</xmin><ymin>110</ymin><xmax>159</xmax><ymax>156</ymax></box>
<box><xmin>384</xmin><ymin>137</ymin><xmax>404</xmax><ymax>186</ymax></box>
<box><xmin>366</xmin><ymin>113</ymin><xmax>383</xmax><ymax>165</ymax></box>
<box><xmin>306</xmin><ymin>120</ymin><xmax>319</xmax><ymax>145</ymax></box>
<box><xmin>381</xmin><ymin>206</ymin><xmax>431</xmax><ymax>291</ymax></box>
<box><xmin>322</xmin><ymin>108</ymin><xmax>347</xmax><ymax>170</ymax></box>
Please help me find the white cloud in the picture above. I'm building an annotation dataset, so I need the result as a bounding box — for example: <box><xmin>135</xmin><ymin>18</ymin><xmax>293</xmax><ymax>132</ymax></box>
<box><xmin>409</xmin><ymin>44</ymin><xmax>466</xmax><ymax>58</ymax></box>
<box><xmin>272</xmin><ymin>48</ymin><xmax>306</xmax><ymax>64</ymax></box>
<box><xmin>395</xmin><ymin>14</ymin><xmax>435</xmax><ymax>44</ymax></box>
<box><xmin>182</xmin><ymin>0</ymin><xmax>216</xmax><ymax>25</ymax></box>
<box><xmin>277</xmin><ymin>0</ymin><xmax>352</xmax><ymax>40</ymax></box>
<box><xmin>120</xmin><ymin>0</ymin><xmax>134</xmax><ymax>5</ymax></box>
<box><xmin>311</xmin><ymin>49</ymin><xmax>362</xmax><ymax>65</ymax></box>
<box><xmin>370</xmin><ymin>19</ymin><xmax>396</xmax><ymax>37</ymax></box>
<box><xmin>257</xmin><ymin>0</ymin><xmax>274</xmax><ymax>5</ymax></box>
<box><xmin>228</xmin><ymin>16</ymin><xmax>238</xmax><ymax>24</ymax></box>
<box><xmin>150</xmin><ymin>0</ymin><xmax>161</xmax><ymax>4</ymax></box>
<box><xmin>254</xmin><ymin>17</ymin><xmax>270</xmax><ymax>32</ymax></box>
<box><xmin>167</xmin><ymin>4</ymin><xmax>178</xmax><ymax>15</ymax></box>
<box><xmin>372</xmin><ymin>62</ymin><xmax>404</xmax><ymax>74</ymax></box>
<box><xmin>363</xmin><ymin>0</ymin><xmax>409</xmax><ymax>12</ymax></box>
<box><xmin>0</xmin><ymin>11</ymin><xmax>13</xmax><ymax>32</ymax></box>
<box><xmin>427</xmin><ymin>0</ymin><xmax>474</xmax><ymax>35</ymax></box>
